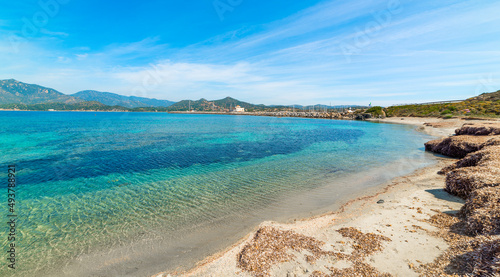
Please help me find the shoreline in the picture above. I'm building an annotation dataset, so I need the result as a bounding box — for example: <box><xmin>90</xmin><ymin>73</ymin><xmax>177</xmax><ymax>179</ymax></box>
<box><xmin>152</xmin><ymin>117</ymin><xmax>478</xmax><ymax>277</ymax></box>
<box><xmin>176</xmin><ymin>158</ymin><xmax>459</xmax><ymax>277</ymax></box>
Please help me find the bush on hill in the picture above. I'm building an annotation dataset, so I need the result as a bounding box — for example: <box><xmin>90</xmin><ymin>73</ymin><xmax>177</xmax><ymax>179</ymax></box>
<box><xmin>365</xmin><ymin>106</ymin><xmax>385</xmax><ymax>117</ymax></box>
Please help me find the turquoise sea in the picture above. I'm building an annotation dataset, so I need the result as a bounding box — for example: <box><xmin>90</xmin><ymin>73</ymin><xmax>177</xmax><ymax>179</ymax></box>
<box><xmin>0</xmin><ymin>111</ymin><xmax>435</xmax><ymax>276</ymax></box>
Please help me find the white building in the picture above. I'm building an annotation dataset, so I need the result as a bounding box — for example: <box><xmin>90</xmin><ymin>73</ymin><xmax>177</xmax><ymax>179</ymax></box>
<box><xmin>234</xmin><ymin>105</ymin><xmax>245</xmax><ymax>112</ymax></box>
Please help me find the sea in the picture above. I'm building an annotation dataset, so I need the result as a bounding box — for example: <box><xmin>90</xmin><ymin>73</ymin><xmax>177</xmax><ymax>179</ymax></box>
<box><xmin>0</xmin><ymin>111</ymin><xmax>436</xmax><ymax>276</ymax></box>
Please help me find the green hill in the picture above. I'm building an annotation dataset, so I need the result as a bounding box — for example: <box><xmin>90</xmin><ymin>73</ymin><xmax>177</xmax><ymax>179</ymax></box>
<box><xmin>386</xmin><ymin>90</ymin><xmax>500</xmax><ymax>118</ymax></box>
<box><xmin>0</xmin><ymin>79</ymin><xmax>82</xmax><ymax>104</ymax></box>
<box><xmin>72</xmin><ymin>90</ymin><xmax>174</xmax><ymax>108</ymax></box>
<box><xmin>167</xmin><ymin>97</ymin><xmax>266</xmax><ymax>111</ymax></box>
<box><xmin>469</xmin><ymin>90</ymin><xmax>500</xmax><ymax>102</ymax></box>
<box><xmin>0</xmin><ymin>101</ymin><xmax>128</xmax><ymax>111</ymax></box>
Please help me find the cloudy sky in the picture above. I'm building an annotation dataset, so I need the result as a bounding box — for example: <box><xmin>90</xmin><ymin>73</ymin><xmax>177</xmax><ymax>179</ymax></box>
<box><xmin>1</xmin><ymin>0</ymin><xmax>499</xmax><ymax>106</ymax></box>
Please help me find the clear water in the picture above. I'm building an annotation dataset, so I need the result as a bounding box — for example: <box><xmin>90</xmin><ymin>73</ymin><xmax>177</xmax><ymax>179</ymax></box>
<box><xmin>0</xmin><ymin>111</ymin><xmax>433</xmax><ymax>276</ymax></box>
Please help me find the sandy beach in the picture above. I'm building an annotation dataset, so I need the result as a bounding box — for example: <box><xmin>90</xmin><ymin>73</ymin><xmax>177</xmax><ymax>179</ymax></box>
<box><xmin>154</xmin><ymin>117</ymin><xmax>499</xmax><ymax>277</ymax></box>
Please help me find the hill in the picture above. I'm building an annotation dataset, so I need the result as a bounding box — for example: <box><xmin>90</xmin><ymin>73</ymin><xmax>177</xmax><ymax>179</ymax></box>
<box><xmin>469</xmin><ymin>90</ymin><xmax>500</xmax><ymax>102</ymax></box>
<box><xmin>72</xmin><ymin>90</ymin><xmax>174</xmax><ymax>108</ymax></box>
<box><xmin>385</xmin><ymin>90</ymin><xmax>500</xmax><ymax>118</ymax></box>
<box><xmin>0</xmin><ymin>101</ymin><xmax>129</xmax><ymax>111</ymax></box>
<box><xmin>167</xmin><ymin>97</ymin><xmax>267</xmax><ymax>111</ymax></box>
<box><xmin>0</xmin><ymin>79</ymin><xmax>82</xmax><ymax>104</ymax></box>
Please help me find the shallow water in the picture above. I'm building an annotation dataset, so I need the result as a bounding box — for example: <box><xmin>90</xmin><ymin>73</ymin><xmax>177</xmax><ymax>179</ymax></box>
<box><xmin>0</xmin><ymin>111</ymin><xmax>434</xmax><ymax>276</ymax></box>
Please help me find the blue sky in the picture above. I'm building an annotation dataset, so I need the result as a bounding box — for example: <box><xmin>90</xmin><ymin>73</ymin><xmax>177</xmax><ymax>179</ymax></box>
<box><xmin>1</xmin><ymin>0</ymin><xmax>499</xmax><ymax>106</ymax></box>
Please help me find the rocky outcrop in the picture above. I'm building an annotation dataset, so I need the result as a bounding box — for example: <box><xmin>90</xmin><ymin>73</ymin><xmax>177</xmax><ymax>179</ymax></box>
<box><xmin>460</xmin><ymin>187</ymin><xmax>500</xmax><ymax>235</ymax></box>
<box><xmin>424</xmin><ymin>135</ymin><xmax>494</xmax><ymax>158</ymax></box>
<box><xmin>424</xmin><ymin>121</ymin><xmax>500</xmax><ymax>270</ymax></box>
<box><xmin>355</xmin><ymin>113</ymin><xmax>372</xmax><ymax>120</ymax></box>
<box><xmin>441</xmin><ymin>145</ymin><xmax>500</xmax><ymax>198</ymax></box>
<box><xmin>455</xmin><ymin>122</ymin><xmax>500</xmax><ymax>136</ymax></box>
<box><xmin>460</xmin><ymin>238</ymin><xmax>500</xmax><ymax>276</ymax></box>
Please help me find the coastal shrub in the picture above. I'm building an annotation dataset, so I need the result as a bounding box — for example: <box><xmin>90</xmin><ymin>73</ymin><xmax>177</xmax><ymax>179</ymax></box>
<box><xmin>385</xmin><ymin>91</ymin><xmax>500</xmax><ymax>118</ymax></box>
<box><xmin>443</xmin><ymin>114</ymin><xmax>453</xmax><ymax>119</ymax></box>
<box><xmin>365</xmin><ymin>106</ymin><xmax>385</xmax><ymax>117</ymax></box>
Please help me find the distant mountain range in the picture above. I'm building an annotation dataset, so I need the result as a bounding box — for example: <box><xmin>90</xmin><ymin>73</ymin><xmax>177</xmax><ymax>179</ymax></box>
<box><xmin>0</xmin><ymin>79</ymin><xmax>82</xmax><ymax>104</ymax></box>
<box><xmin>168</xmin><ymin>97</ymin><xmax>267</xmax><ymax>111</ymax></box>
<box><xmin>0</xmin><ymin>79</ymin><xmax>174</xmax><ymax>108</ymax></box>
<box><xmin>71</xmin><ymin>90</ymin><xmax>174</xmax><ymax>108</ymax></box>
<box><xmin>0</xmin><ymin>79</ymin><xmax>289</xmax><ymax>112</ymax></box>
<box><xmin>0</xmin><ymin>79</ymin><xmax>370</xmax><ymax>112</ymax></box>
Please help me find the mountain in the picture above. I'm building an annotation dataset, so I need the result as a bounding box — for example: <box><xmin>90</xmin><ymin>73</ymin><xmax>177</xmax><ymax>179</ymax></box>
<box><xmin>0</xmin><ymin>79</ymin><xmax>82</xmax><ymax>104</ymax></box>
<box><xmin>0</xmin><ymin>101</ymin><xmax>128</xmax><ymax>111</ymax></box>
<box><xmin>128</xmin><ymin>95</ymin><xmax>175</xmax><ymax>107</ymax></box>
<box><xmin>167</xmin><ymin>97</ymin><xmax>266</xmax><ymax>111</ymax></box>
<box><xmin>71</xmin><ymin>90</ymin><xmax>174</xmax><ymax>108</ymax></box>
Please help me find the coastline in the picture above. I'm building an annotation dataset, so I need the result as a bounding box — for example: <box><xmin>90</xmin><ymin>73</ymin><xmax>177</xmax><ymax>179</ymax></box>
<box><xmin>152</xmin><ymin>117</ymin><xmax>481</xmax><ymax>277</ymax></box>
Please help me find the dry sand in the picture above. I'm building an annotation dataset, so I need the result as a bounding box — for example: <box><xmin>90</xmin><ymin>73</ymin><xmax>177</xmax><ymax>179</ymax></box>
<box><xmin>153</xmin><ymin>117</ymin><xmax>498</xmax><ymax>277</ymax></box>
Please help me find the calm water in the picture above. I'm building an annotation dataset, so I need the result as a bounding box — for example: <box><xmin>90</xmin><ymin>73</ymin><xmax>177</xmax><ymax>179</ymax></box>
<box><xmin>0</xmin><ymin>111</ymin><xmax>434</xmax><ymax>276</ymax></box>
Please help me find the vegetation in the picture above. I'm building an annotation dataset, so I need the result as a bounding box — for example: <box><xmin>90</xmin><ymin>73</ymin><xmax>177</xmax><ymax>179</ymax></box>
<box><xmin>0</xmin><ymin>79</ymin><xmax>82</xmax><ymax>104</ymax></box>
<box><xmin>365</xmin><ymin>106</ymin><xmax>385</xmax><ymax>117</ymax></box>
<box><xmin>2</xmin><ymin>79</ymin><xmax>498</xmax><ymax>117</ymax></box>
<box><xmin>166</xmin><ymin>97</ymin><xmax>269</xmax><ymax>112</ymax></box>
<box><xmin>385</xmin><ymin>90</ymin><xmax>500</xmax><ymax>118</ymax></box>
<box><xmin>0</xmin><ymin>101</ymin><xmax>129</xmax><ymax>111</ymax></box>
<box><xmin>72</xmin><ymin>90</ymin><xmax>174</xmax><ymax>108</ymax></box>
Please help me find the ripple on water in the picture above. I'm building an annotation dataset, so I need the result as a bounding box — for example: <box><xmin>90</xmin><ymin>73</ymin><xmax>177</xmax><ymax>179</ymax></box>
<box><xmin>0</xmin><ymin>112</ymin><xmax>433</xmax><ymax>276</ymax></box>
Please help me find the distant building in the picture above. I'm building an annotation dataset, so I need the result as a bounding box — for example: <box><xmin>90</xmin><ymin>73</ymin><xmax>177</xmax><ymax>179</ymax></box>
<box><xmin>233</xmin><ymin>105</ymin><xmax>245</xmax><ymax>112</ymax></box>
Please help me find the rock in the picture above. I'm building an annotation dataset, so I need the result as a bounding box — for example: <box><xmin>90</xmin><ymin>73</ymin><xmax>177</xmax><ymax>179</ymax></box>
<box><xmin>424</xmin><ymin>135</ymin><xmax>494</xmax><ymax>158</ymax></box>
<box><xmin>377</xmin><ymin>199</ymin><xmax>385</xmax><ymax>204</ymax></box>
<box><xmin>460</xmin><ymin>187</ymin><xmax>500</xmax><ymax>235</ymax></box>
<box><xmin>455</xmin><ymin>123</ymin><xmax>500</xmax><ymax>136</ymax></box>
<box><xmin>355</xmin><ymin>113</ymin><xmax>372</xmax><ymax>120</ymax></box>
<box><xmin>444</xmin><ymin>145</ymin><xmax>500</xmax><ymax>198</ymax></box>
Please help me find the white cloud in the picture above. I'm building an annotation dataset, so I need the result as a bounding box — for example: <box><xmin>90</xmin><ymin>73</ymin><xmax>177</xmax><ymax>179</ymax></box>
<box><xmin>1</xmin><ymin>0</ymin><xmax>499</xmax><ymax>106</ymax></box>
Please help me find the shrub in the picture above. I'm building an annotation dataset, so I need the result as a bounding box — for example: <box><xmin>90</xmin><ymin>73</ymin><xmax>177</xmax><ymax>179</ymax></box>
<box><xmin>365</xmin><ymin>106</ymin><xmax>385</xmax><ymax>117</ymax></box>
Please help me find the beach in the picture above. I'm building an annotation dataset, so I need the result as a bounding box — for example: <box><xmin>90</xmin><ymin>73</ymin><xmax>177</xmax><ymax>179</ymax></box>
<box><xmin>154</xmin><ymin>117</ymin><xmax>499</xmax><ymax>277</ymax></box>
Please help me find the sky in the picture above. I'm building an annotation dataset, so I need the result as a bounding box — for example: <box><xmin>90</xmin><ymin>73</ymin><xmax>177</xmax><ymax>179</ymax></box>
<box><xmin>0</xmin><ymin>0</ymin><xmax>499</xmax><ymax>106</ymax></box>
